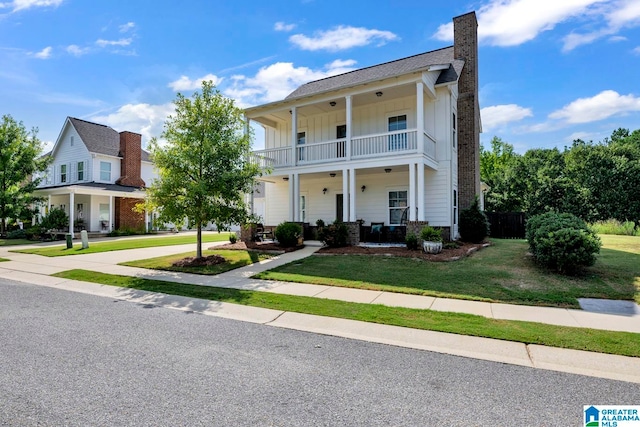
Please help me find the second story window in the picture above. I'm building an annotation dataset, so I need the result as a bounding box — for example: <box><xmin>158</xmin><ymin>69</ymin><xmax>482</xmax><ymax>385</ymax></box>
<box><xmin>452</xmin><ymin>112</ymin><xmax>457</xmax><ymax>148</ymax></box>
<box><xmin>77</xmin><ymin>161</ymin><xmax>84</xmax><ymax>181</ymax></box>
<box><xmin>388</xmin><ymin>115</ymin><xmax>407</xmax><ymax>150</ymax></box>
<box><xmin>60</xmin><ymin>164</ymin><xmax>67</xmax><ymax>183</ymax></box>
<box><xmin>70</xmin><ymin>136</ymin><xmax>74</xmax><ymax>146</ymax></box>
<box><xmin>100</xmin><ymin>161</ymin><xmax>111</xmax><ymax>181</ymax></box>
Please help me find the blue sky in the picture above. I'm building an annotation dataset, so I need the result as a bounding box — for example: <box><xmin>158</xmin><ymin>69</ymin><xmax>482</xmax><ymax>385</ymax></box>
<box><xmin>1</xmin><ymin>0</ymin><xmax>640</xmax><ymax>154</ymax></box>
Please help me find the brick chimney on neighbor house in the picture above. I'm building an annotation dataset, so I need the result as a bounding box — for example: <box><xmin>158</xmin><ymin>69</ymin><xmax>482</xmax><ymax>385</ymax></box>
<box><xmin>454</xmin><ymin>11</ymin><xmax>481</xmax><ymax>210</ymax></box>
<box><xmin>116</xmin><ymin>131</ymin><xmax>146</xmax><ymax>188</ymax></box>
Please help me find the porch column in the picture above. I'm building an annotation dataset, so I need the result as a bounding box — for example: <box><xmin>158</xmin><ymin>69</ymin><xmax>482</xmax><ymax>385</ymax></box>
<box><xmin>417</xmin><ymin>164</ymin><xmax>425</xmax><ymax>221</ymax></box>
<box><xmin>288</xmin><ymin>174</ymin><xmax>295</xmax><ymax>221</ymax></box>
<box><xmin>291</xmin><ymin>106</ymin><xmax>297</xmax><ymax>166</ymax></box>
<box><xmin>416</xmin><ymin>82</ymin><xmax>424</xmax><ymax>154</ymax></box>
<box><xmin>293</xmin><ymin>173</ymin><xmax>300</xmax><ymax>222</ymax></box>
<box><xmin>47</xmin><ymin>195</ymin><xmax>51</xmax><ymax>214</ymax></box>
<box><xmin>145</xmin><ymin>208</ymin><xmax>149</xmax><ymax>233</ymax></box>
<box><xmin>345</xmin><ymin>95</ymin><xmax>352</xmax><ymax>160</ymax></box>
<box><xmin>342</xmin><ymin>169</ymin><xmax>349</xmax><ymax>222</ymax></box>
<box><xmin>109</xmin><ymin>195</ymin><xmax>113</xmax><ymax>231</ymax></box>
<box><xmin>349</xmin><ymin>168</ymin><xmax>356</xmax><ymax>222</ymax></box>
<box><xmin>409</xmin><ymin>163</ymin><xmax>417</xmax><ymax>221</ymax></box>
<box><xmin>69</xmin><ymin>192</ymin><xmax>75</xmax><ymax>238</ymax></box>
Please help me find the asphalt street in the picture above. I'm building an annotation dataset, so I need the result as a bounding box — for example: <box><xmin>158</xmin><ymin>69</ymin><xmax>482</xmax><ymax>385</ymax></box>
<box><xmin>1</xmin><ymin>278</ymin><xmax>638</xmax><ymax>427</ymax></box>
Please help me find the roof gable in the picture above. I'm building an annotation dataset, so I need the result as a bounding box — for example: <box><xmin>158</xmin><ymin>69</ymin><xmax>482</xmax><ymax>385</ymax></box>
<box><xmin>69</xmin><ymin>117</ymin><xmax>121</xmax><ymax>158</ymax></box>
<box><xmin>285</xmin><ymin>46</ymin><xmax>461</xmax><ymax>101</ymax></box>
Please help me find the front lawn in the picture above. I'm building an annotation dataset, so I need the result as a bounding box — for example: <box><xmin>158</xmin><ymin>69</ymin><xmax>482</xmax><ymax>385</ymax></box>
<box><xmin>121</xmin><ymin>249</ymin><xmax>275</xmax><ymax>275</ymax></box>
<box><xmin>52</xmin><ymin>269</ymin><xmax>640</xmax><ymax>358</ymax></box>
<box><xmin>254</xmin><ymin>236</ymin><xmax>640</xmax><ymax>308</ymax></box>
<box><xmin>11</xmin><ymin>232</ymin><xmax>233</xmax><ymax>257</ymax></box>
<box><xmin>0</xmin><ymin>238</ymin><xmax>34</xmax><ymax>246</ymax></box>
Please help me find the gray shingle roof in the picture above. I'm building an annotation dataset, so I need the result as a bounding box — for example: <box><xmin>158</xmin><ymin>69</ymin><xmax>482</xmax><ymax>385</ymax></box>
<box><xmin>285</xmin><ymin>46</ymin><xmax>461</xmax><ymax>100</ymax></box>
<box><xmin>68</xmin><ymin>117</ymin><xmax>150</xmax><ymax>161</ymax></box>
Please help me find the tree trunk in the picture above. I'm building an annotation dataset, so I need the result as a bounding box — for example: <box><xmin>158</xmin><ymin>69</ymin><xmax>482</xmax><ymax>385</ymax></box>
<box><xmin>196</xmin><ymin>222</ymin><xmax>202</xmax><ymax>259</ymax></box>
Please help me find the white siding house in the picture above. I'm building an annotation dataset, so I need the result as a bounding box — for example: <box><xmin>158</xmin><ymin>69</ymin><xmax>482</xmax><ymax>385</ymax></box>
<box><xmin>35</xmin><ymin>117</ymin><xmax>156</xmax><ymax>236</ymax></box>
<box><xmin>245</xmin><ymin>12</ymin><xmax>481</xmax><ymax>242</ymax></box>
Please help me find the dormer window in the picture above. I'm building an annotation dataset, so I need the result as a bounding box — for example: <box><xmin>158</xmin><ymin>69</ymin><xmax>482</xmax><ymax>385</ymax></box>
<box><xmin>70</xmin><ymin>136</ymin><xmax>74</xmax><ymax>146</ymax></box>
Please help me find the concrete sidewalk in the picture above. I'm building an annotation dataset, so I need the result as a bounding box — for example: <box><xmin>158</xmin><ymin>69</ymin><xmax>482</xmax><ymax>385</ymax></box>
<box><xmin>1</xmin><ymin>239</ymin><xmax>639</xmax><ymax>383</ymax></box>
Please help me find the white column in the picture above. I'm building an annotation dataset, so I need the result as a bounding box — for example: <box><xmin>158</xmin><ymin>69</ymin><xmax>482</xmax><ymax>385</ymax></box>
<box><xmin>345</xmin><ymin>95</ymin><xmax>352</xmax><ymax>160</ymax></box>
<box><xmin>47</xmin><ymin>195</ymin><xmax>52</xmax><ymax>214</ymax></box>
<box><xmin>342</xmin><ymin>169</ymin><xmax>349</xmax><ymax>222</ymax></box>
<box><xmin>409</xmin><ymin>163</ymin><xmax>417</xmax><ymax>221</ymax></box>
<box><xmin>109</xmin><ymin>195</ymin><xmax>114</xmax><ymax>231</ymax></box>
<box><xmin>291</xmin><ymin>107</ymin><xmax>297</xmax><ymax>166</ymax></box>
<box><xmin>293</xmin><ymin>173</ymin><xmax>300</xmax><ymax>222</ymax></box>
<box><xmin>416</xmin><ymin>82</ymin><xmax>424</xmax><ymax>154</ymax></box>
<box><xmin>417</xmin><ymin>164</ymin><xmax>425</xmax><ymax>221</ymax></box>
<box><xmin>69</xmin><ymin>192</ymin><xmax>75</xmax><ymax>237</ymax></box>
<box><xmin>145</xmin><ymin>208</ymin><xmax>149</xmax><ymax>233</ymax></box>
<box><xmin>288</xmin><ymin>174</ymin><xmax>295</xmax><ymax>221</ymax></box>
<box><xmin>349</xmin><ymin>168</ymin><xmax>356</xmax><ymax>222</ymax></box>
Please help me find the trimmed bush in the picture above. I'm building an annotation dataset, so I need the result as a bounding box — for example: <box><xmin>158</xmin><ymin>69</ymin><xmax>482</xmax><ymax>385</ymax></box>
<box><xmin>420</xmin><ymin>226</ymin><xmax>442</xmax><ymax>242</ymax></box>
<box><xmin>6</xmin><ymin>229</ymin><xmax>27</xmax><ymax>239</ymax></box>
<box><xmin>25</xmin><ymin>226</ymin><xmax>46</xmax><ymax>240</ymax></box>
<box><xmin>317</xmin><ymin>220</ymin><xmax>349</xmax><ymax>248</ymax></box>
<box><xmin>41</xmin><ymin>208</ymin><xmax>68</xmax><ymax>230</ymax></box>
<box><xmin>405</xmin><ymin>232</ymin><xmax>418</xmax><ymax>250</ymax></box>
<box><xmin>275</xmin><ymin>222</ymin><xmax>302</xmax><ymax>248</ymax></box>
<box><xmin>229</xmin><ymin>234</ymin><xmax>237</xmax><ymax>244</ymax></box>
<box><xmin>526</xmin><ymin>212</ymin><xmax>601</xmax><ymax>274</ymax></box>
<box><xmin>459</xmin><ymin>197</ymin><xmax>490</xmax><ymax>243</ymax></box>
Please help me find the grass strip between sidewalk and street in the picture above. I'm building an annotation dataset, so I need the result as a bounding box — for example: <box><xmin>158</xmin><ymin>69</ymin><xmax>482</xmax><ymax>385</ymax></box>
<box><xmin>11</xmin><ymin>232</ymin><xmax>233</xmax><ymax>257</ymax></box>
<box><xmin>53</xmin><ymin>269</ymin><xmax>640</xmax><ymax>358</ymax></box>
<box><xmin>0</xmin><ymin>239</ymin><xmax>33</xmax><ymax>246</ymax></box>
<box><xmin>0</xmin><ymin>258</ymin><xmax>8</xmax><ymax>262</ymax></box>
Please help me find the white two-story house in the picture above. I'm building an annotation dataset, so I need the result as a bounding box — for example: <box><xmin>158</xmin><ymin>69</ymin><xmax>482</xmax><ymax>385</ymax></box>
<box><xmin>246</xmin><ymin>12</ymin><xmax>481</xmax><ymax>242</ymax></box>
<box><xmin>35</xmin><ymin>117</ymin><xmax>156</xmax><ymax>236</ymax></box>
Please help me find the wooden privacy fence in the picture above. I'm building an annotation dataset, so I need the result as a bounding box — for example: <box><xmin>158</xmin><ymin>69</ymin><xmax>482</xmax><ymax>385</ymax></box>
<box><xmin>486</xmin><ymin>212</ymin><xmax>526</xmax><ymax>239</ymax></box>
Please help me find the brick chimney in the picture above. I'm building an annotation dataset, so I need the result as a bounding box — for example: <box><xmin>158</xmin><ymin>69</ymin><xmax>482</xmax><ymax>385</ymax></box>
<box><xmin>454</xmin><ymin>11</ymin><xmax>481</xmax><ymax>210</ymax></box>
<box><xmin>116</xmin><ymin>131</ymin><xmax>146</xmax><ymax>188</ymax></box>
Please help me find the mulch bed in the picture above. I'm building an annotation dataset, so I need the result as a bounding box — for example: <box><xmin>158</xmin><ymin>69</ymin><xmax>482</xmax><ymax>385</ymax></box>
<box><xmin>172</xmin><ymin>254</ymin><xmax>226</xmax><ymax>267</ymax></box>
<box><xmin>215</xmin><ymin>240</ymin><xmax>488</xmax><ymax>262</ymax></box>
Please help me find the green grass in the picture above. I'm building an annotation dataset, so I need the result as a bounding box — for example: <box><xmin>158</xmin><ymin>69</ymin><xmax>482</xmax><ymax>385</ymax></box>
<box><xmin>0</xmin><ymin>238</ymin><xmax>34</xmax><ymax>246</ymax></box>
<box><xmin>52</xmin><ymin>269</ymin><xmax>640</xmax><ymax>358</ymax></box>
<box><xmin>255</xmin><ymin>236</ymin><xmax>640</xmax><ymax>308</ymax></box>
<box><xmin>121</xmin><ymin>249</ymin><xmax>275</xmax><ymax>275</ymax></box>
<box><xmin>11</xmin><ymin>232</ymin><xmax>233</xmax><ymax>257</ymax></box>
<box><xmin>0</xmin><ymin>258</ymin><xmax>8</xmax><ymax>262</ymax></box>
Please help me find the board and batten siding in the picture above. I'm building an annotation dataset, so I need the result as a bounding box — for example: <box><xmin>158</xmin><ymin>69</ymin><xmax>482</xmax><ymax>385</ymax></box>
<box><xmin>42</xmin><ymin>123</ymin><xmax>92</xmax><ymax>187</ymax></box>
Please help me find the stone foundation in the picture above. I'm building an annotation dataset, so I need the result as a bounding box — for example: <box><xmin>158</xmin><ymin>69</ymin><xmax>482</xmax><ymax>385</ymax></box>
<box><xmin>345</xmin><ymin>222</ymin><xmax>360</xmax><ymax>246</ymax></box>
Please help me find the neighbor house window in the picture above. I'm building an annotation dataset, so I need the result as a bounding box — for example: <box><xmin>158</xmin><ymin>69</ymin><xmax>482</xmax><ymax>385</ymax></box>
<box><xmin>77</xmin><ymin>161</ymin><xmax>84</xmax><ymax>181</ymax></box>
<box><xmin>60</xmin><ymin>164</ymin><xmax>67</xmax><ymax>183</ymax></box>
<box><xmin>336</xmin><ymin>125</ymin><xmax>346</xmax><ymax>157</ymax></box>
<box><xmin>388</xmin><ymin>115</ymin><xmax>407</xmax><ymax>150</ymax></box>
<box><xmin>452</xmin><ymin>112</ymin><xmax>457</xmax><ymax>148</ymax></box>
<box><xmin>389</xmin><ymin>191</ymin><xmax>408</xmax><ymax>225</ymax></box>
<box><xmin>100</xmin><ymin>161</ymin><xmax>111</xmax><ymax>181</ymax></box>
<box><xmin>297</xmin><ymin>131</ymin><xmax>306</xmax><ymax>161</ymax></box>
<box><xmin>300</xmin><ymin>195</ymin><xmax>306</xmax><ymax>223</ymax></box>
<box><xmin>453</xmin><ymin>189</ymin><xmax>458</xmax><ymax>225</ymax></box>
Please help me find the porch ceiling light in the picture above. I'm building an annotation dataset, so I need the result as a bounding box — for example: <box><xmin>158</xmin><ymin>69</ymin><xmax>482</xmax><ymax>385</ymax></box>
<box><xmin>329</xmin><ymin>173</ymin><xmax>336</xmax><ymax>178</ymax></box>
<box><xmin>376</xmin><ymin>91</ymin><xmax>383</xmax><ymax>97</ymax></box>
<box><xmin>329</xmin><ymin>101</ymin><xmax>336</xmax><ymax>107</ymax></box>
<box><xmin>323</xmin><ymin>188</ymin><xmax>328</xmax><ymax>194</ymax></box>
<box><xmin>385</xmin><ymin>168</ymin><xmax>392</xmax><ymax>173</ymax></box>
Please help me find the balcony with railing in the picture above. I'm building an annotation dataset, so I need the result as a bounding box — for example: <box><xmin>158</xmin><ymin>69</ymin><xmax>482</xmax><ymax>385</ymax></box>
<box><xmin>251</xmin><ymin>129</ymin><xmax>436</xmax><ymax>169</ymax></box>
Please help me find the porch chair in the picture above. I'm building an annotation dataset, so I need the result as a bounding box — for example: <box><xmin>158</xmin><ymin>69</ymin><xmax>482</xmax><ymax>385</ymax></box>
<box><xmin>370</xmin><ymin>222</ymin><xmax>384</xmax><ymax>243</ymax></box>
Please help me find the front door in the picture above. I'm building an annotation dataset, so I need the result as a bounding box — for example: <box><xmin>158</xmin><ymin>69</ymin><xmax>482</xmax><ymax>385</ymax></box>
<box><xmin>336</xmin><ymin>194</ymin><xmax>343</xmax><ymax>222</ymax></box>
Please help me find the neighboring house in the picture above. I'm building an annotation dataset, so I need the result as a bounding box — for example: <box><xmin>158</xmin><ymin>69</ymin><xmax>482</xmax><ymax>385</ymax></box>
<box><xmin>245</xmin><ymin>12</ymin><xmax>481</xmax><ymax>242</ymax></box>
<box><xmin>34</xmin><ymin>117</ymin><xmax>155</xmax><ymax>236</ymax></box>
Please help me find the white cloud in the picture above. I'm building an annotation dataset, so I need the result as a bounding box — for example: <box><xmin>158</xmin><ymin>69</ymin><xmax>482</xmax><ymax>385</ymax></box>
<box><xmin>608</xmin><ymin>35</ymin><xmax>627</xmax><ymax>42</ymax></box>
<box><xmin>2</xmin><ymin>0</ymin><xmax>63</xmax><ymax>12</ymax></box>
<box><xmin>480</xmin><ymin>104</ymin><xmax>533</xmax><ymax>131</ymax></box>
<box><xmin>119</xmin><ymin>22</ymin><xmax>135</xmax><ymax>33</ymax></box>
<box><xmin>90</xmin><ymin>103</ymin><xmax>175</xmax><ymax>146</ymax></box>
<box><xmin>434</xmin><ymin>0</ymin><xmax>608</xmax><ymax>47</ymax></box>
<box><xmin>289</xmin><ymin>26</ymin><xmax>398</xmax><ymax>51</ymax></box>
<box><xmin>95</xmin><ymin>38</ymin><xmax>132</xmax><ymax>47</ymax></box>
<box><xmin>634</xmin><ymin>46</ymin><xmax>640</xmax><ymax>54</ymax></box>
<box><xmin>66</xmin><ymin>44</ymin><xmax>90</xmax><ymax>56</ymax></box>
<box><xmin>549</xmin><ymin>90</ymin><xmax>640</xmax><ymax>123</ymax></box>
<box><xmin>168</xmin><ymin>74</ymin><xmax>222</xmax><ymax>92</ymax></box>
<box><xmin>274</xmin><ymin>21</ymin><xmax>296</xmax><ymax>32</ymax></box>
<box><xmin>225</xmin><ymin>59</ymin><xmax>357</xmax><ymax>107</ymax></box>
<box><xmin>33</xmin><ymin>46</ymin><xmax>52</xmax><ymax>59</ymax></box>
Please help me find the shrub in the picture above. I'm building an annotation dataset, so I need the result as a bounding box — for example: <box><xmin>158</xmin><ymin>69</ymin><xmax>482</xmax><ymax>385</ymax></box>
<box><xmin>590</xmin><ymin>219</ymin><xmax>637</xmax><ymax>236</ymax></box>
<box><xmin>420</xmin><ymin>225</ymin><xmax>443</xmax><ymax>242</ymax></box>
<box><xmin>317</xmin><ymin>220</ymin><xmax>349</xmax><ymax>248</ymax></box>
<box><xmin>229</xmin><ymin>234</ymin><xmax>237</xmax><ymax>244</ymax></box>
<box><xmin>443</xmin><ymin>241</ymin><xmax>461</xmax><ymax>250</ymax></box>
<box><xmin>405</xmin><ymin>232</ymin><xmax>418</xmax><ymax>250</ymax></box>
<box><xmin>526</xmin><ymin>212</ymin><xmax>601</xmax><ymax>274</ymax></box>
<box><xmin>41</xmin><ymin>208</ymin><xmax>68</xmax><ymax>230</ymax></box>
<box><xmin>25</xmin><ymin>226</ymin><xmax>46</xmax><ymax>240</ymax></box>
<box><xmin>275</xmin><ymin>222</ymin><xmax>302</xmax><ymax>247</ymax></box>
<box><xmin>459</xmin><ymin>196</ymin><xmax>490</xmax><ymax>243</ymax></box>
<box><xmin>7</xmin><ymin>229</ymin><xmax>27</xmax><ymax>239</ymax></box>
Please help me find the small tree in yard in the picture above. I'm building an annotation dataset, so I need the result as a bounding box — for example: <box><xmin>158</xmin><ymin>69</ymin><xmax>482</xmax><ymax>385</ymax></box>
<box><xmin>0</xmin><ymin>115</ymin><xmax>51</xmax><ymax>236</ymax></box>
<box><xmin>142</xmin><ymin>81</ymin><xmax>262</xmax><ymax>259</ymax></box>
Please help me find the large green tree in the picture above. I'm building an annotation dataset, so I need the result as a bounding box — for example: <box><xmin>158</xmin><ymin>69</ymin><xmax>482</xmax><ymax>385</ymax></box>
<box><xmin>0</xmin><ymin>115</ymin><xmax>50</xmax><ymax>236</ymax></box>
<box><xmin>480</xmin><ymin>137</ymin><xmax>523</xmax><ymax>212</ymax></box>
<box><xmin>143</xmin><ymin>81</ymin><xmax>262</xmax><ymax>258</ymax></box>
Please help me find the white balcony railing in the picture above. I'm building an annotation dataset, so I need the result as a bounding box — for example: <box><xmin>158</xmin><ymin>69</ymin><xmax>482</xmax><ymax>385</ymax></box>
<box><xmin>252</xmin><ymin>128</ymin><xmax>433</xmax><ymax>169</ymax></box>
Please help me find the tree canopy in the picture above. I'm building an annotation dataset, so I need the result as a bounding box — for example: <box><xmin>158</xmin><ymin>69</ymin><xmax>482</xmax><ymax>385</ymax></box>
<box><xmin>480</xmin><ymin>129</ymin><xmax>640</xmax><ymax>225</ymax></box>
<box><xmin>0</xmin><ymin>115</ymin><xmax>50</xmax><ymax>236</ymax></box>
<box><xmin>143</xmin><ymin>81</ymin><xmax>262</xmax><ymax>258</ymax></box>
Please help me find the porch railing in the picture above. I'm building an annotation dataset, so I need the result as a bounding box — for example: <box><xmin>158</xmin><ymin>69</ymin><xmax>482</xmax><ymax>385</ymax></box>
<box><xmin>252</xmin><ymin>128</ymin><xmax>434</xmax><ymax>168</ymax></box>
